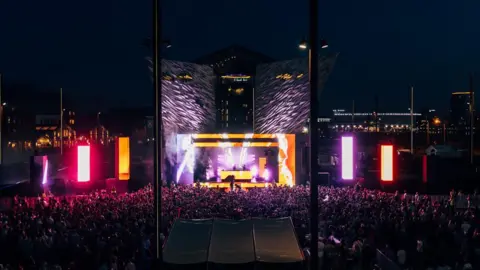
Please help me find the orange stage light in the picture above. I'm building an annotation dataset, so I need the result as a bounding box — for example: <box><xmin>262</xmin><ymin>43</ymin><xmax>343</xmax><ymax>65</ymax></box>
<box><xmin>193</xmin><ymin>134</ymin><xmax>277</xmax><ymax>139</ymax></box>
<box><xmin>193</xmin><ymin>142</ymin><xmax>278</xmax><ymax>148</ymax></box>
<box><xmin>259</xmin><ymin>157</ymin><xmax>267</xmax><ymax>178</ymax></box>
<box><xmin>219</xmin><ymin>170</ymin><xmax>252</xmax><ymax>180</ymax></box>
<box><xmin>380</xmin><ymin>145</ymin><xmax>394</xmax><ymax>182</ymax></box>
<box><xmin>116</xmin><ymin>137</ymin><xmax>130</xmax><ymax>180</ymax></box>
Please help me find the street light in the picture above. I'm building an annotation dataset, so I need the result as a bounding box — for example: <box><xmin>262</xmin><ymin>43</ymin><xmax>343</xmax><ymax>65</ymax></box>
<box><xmin>303</xmin><ymin>0</ymin><xmax>326</xmax><ymax>267</ymax></box>
<box><xmin>298</xmin><ymin>38</ymin><xmax>329</xmax><ymax>50</ymax></box>
<box><xmin>152</xmin><ymin>0</ymin><xmax>162</xmax><ymax>266</ymax></box>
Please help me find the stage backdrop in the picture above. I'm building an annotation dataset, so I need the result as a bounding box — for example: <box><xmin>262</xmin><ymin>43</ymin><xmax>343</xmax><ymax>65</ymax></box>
<box><xmin>254</xmin><ymin>54</ymin><xmax>337</xmax><ymax>134</ymax></box>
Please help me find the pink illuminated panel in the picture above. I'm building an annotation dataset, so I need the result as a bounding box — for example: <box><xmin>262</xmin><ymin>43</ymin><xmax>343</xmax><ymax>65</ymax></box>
<box><xmin>380</xmin><ymin>145</ymin><xmax>393</xmax><ymax>181</ymax></box>
<box><xmin>341</xmin><ymin>136</ymin><xmax>354</xmax><ymax>180</ymax></box>
<box><xmin>42</xmin><ymin>156</ymin><xmax>48</xmax><ymax>185</ymax></box>
<box><xmin>77</xmin><ymin>146</ymin><xmax>91</xmax><ymax>182</ymax></box>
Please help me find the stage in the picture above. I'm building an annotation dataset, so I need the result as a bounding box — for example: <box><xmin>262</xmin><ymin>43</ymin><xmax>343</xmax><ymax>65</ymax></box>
<box><xmin>198</xmin><ymin>182</ymin><xmax>274</xmax><ymax>189</ymax></box>
<box><xmin>174</xmin><ymin>133</ymin><xmax>298</xmax><ymax>187</ymax></box>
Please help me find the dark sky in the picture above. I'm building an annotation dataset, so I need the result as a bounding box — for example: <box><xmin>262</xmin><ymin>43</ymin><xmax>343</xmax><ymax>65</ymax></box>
<box><xmin>1</xmin><ymin>0</ymin><xmax>480</xmax><ymax>115</ymax></box>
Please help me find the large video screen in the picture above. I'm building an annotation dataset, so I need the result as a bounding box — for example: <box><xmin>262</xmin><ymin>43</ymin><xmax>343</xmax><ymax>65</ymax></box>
<box><xmin>175</xmin><ymin>134</ymin><xmax>295</xmax><ymax>186</ymax></box>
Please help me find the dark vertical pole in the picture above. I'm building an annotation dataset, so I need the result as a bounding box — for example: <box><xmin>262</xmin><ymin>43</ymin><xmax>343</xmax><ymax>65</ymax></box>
<box><xmin>470</xmin><ymin>74</ymin><xmax>474</xmax><ymax>164</ymax></box>
<box><xmin>309</xmin><ymin>0</ymin><xmax>319</xmax><ymax>268</ymax></box>
<box><xmin>374</xmin><ymin>94</ymin><xmax>379</xmax><ymax>134</ymax></box>
<box><xmin>410</xmin><ymin>87</ymin><xmax>414</xmax><ymax>154</ymax></box>
<box><xmin>152</xmin><ymin>0</ymin><xmax>162</xmax><ymax>265</ymax></box>
<box><xmin>60</xmin><ymin>88</ymin><xmax>63</xmax><ymax>155</ymax></box>
<box><xmin>352</xmin><ymin>100</ymin><xmax>355</xmax><ymax>128</ymax></box>
<box><xmin>0</xmin><ymin>73</ymin><xmax>2</xmax><ymax>165</ymax></box>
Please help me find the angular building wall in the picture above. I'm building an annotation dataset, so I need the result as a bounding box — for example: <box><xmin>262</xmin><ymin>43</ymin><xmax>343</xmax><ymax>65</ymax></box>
<box><xmin>159</xmin><ymin>59</ymin><xmax>216</xmax><ymax>134</ymax></box>
<box><xmin>254</xmin><ymin>54</ymin><xmax>337</xmax><ymax>134</ymax></box>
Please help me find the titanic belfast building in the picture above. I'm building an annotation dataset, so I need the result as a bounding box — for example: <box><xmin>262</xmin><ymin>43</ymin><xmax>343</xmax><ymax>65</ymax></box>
<box><xmin>148</xmin><ymin>47</ymin><xmax>337</xmax><ymax>185</ymax></box>
<box><xmin>195</xmin><ymin>46</ymin><xmax>274</xmax><ymax>132</ymax></box>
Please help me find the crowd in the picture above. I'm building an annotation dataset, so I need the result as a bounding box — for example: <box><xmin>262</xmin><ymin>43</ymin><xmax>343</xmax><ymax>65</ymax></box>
<box><xmin>0</xmin><ymin>183</ymin><xmax>479</xmax><ymax>269</ymax></box>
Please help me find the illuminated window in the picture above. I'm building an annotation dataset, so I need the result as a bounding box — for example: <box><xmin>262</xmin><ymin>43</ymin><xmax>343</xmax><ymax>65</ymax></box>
<box><xmin>243</xmin><ymin>104</ymin><xmax>248</xmax><ymax>108</ymax></box>
<box><xmin>235</xmin><ymin>88</ymin><xmax>244</xmax><ymax>95</ymax></box>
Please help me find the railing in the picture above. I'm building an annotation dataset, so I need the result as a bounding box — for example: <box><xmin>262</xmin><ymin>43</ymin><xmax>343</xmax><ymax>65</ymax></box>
<box><xmin>376</xmin><ymin>249</ymin><xmax>401</xmax><ymax>270</ymax></box>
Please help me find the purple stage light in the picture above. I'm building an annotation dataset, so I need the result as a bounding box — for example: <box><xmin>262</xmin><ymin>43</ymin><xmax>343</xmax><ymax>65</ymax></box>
<box><xmin>251</xmin><ymin>166</ymin><xmax>258</xmax><ymax>177</ymax></box>
<box><xmin>263</xmin><ymin>169</ymin><xmax>270</xmax><ymax>181</ymax></box>
<box><xmin>341</xmin><ymin>136</ymin><xmax>354</xmax><ymax>180</ymax></box>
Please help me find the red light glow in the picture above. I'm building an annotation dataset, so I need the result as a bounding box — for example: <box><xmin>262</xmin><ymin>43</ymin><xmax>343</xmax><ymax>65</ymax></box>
<box><xmin>77</xmin><ymin>145</ymin><xmax>91</xmax><ymax>182</ymax></box>
<box><xmin>380</xmin><ymin>145</ymin><xmax>393</xmax><ymax>181</ymax></box>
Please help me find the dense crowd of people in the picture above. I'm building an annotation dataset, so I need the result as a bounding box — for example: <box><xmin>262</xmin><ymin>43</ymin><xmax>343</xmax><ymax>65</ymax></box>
<box><xmin>0</xmin><ymin>183</ymin><xmax>479</xmax><ymax>269</ymax></box>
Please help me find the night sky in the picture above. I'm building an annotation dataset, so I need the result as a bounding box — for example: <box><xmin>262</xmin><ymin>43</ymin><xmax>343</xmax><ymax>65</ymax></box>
<box><xmin>1</xmin><ymin>0</ymin><xmax>479</xmax><ymax>115</ymax></box>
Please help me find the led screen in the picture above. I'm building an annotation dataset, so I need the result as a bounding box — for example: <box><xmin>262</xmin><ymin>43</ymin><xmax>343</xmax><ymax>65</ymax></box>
<box><xmin>341</xmin><ymin>136</ymin><xmax>354</xmax><ymax>180</ymax></box>
<box><xmin>176</xmin><ymin>134</ymin><xmax>296</xmax><ymax>186</ymax></box>
<box><xmin>117</xmin><ymin>137</ymin><xmax>130</xmax><ymax>180</ymax></box>
<box><xmin>77</xmin><ymin>145</ymin><xmax>91</xmax><ymax>182</ymax></box>
<box><xmin>380</xmin><ymin>145</ymin><xmax>393</xmax><ymax>181</ymax></box>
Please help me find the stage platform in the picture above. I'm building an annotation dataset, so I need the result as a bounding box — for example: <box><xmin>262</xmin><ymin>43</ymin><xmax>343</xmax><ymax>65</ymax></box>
<box><xmin>198</xmin><ymin>182</ymin><xmax>273</xmax><ymax>189</ymax></box>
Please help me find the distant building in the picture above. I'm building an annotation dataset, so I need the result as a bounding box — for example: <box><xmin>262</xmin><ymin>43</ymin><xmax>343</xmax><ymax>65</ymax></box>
<box><xmin>35</xmin><ymin>114</ymin><xmax>76</xmax><ymax>149</ymax></box>
<box><xmin>450</xmin><ymin>92</ymin><xmax>472</xmax><ymax>128</ymax></box>
<box><xmin>331</xmin><ymin>109</ymin><xmax>421</xmax><ymax>132</ymax></box>
<box><xmin>194</xmin><ymin>45</ymin><xmax>274</xmax><ymax>132</ymax></box>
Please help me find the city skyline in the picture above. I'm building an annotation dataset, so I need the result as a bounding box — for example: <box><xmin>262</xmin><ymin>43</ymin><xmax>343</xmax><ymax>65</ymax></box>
<box><xmin>1</xmin><ymin>0</ymin><xmax>480</xmax><ymax>113</ymax></box>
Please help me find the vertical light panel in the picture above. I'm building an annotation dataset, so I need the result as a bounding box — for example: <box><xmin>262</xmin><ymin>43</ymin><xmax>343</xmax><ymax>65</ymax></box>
<box><xmin>77</xmin><ymin>145</ymin><xmax>91</xmax><ymax>182</ymax></box>
<box><xmin>341</xmin><ymin>136</ymin><xmax>354</xmax><ymax>180</ymax></box>
<box><xmin>117</xmin><ymin>137</ymin><xmax>130</xmax><ymax>180</ymax></box>
<box><xmin>380</xmin><ymin>145</ymin><xmax>393</xmax><ymax>182</ymax></box>
<box><xmin>258</xmin><ymin>157</ymin><xmax>267</xmax><ymax>178</ymax></box>
<box><xmin>422</xmin><ymin>155</ymin><xmax>427</xmax><ymax>183</ymax></box>
<box><xmin>42</xmin><ymin>156</ymin><xmax>48</xmax><ymax>185</ymax></box>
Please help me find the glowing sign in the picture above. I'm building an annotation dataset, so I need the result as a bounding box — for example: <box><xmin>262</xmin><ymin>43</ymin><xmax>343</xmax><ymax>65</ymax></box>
<box><xmin>77</xmin><ymin>145</ymin><xmax>91</xmax><ymax>182</ymax></box>
<box><xmin>380</xmin><ymin>145</ymin><xmax>393</xmax><ymax>182</ymax></box>
<box><xmin>341</xmin><ymin>136</ymin><xmax>354</xmax><ymax>180</ymax></box>
<box><xmin>117</xmin><ymin>137</ymin><xmax>130</xmax><ymax>180</ymax></box>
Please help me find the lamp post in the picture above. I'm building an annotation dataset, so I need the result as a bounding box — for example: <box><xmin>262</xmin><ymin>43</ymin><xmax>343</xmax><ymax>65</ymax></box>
<box><xmin>60</xmin><ymin>88</ymin><xmax>63</xmax><ymax>155</ymax></box>
<box><xmin>0</xmin><ymin>73</ymin><xmax>3</xmax><ymax>165</ymax></box>
<box><xmin>152</xmin><ymin>0</ymin><xmax>162</xmax><ymax>265</ymax></box>
<box><xmin>299</xmin><ymin>8</ymin><xmax>328</xmax><ymax>269</ymax></box>
<box><xmin>152</xmin><ymin>0</ymin><xmax>172</xmax><ymax>265</ymax></box>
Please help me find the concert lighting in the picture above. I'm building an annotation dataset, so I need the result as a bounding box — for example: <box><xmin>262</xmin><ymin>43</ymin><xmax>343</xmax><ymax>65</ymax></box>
<box><xmin>42</xmin><ymin>156</ymin><xmax>48</xmax><ymax>185</ymax></box>
<box><xmin>341</xmin><ymin>136</ymin><xmax>354</xmax><ymax>180</ymax></box>
<box><xmin>380</xmin><ymin>145</ymin><xmax>394</xmax><ymax>182</ymax></box>
<box><xmin>176</xmin><ymin>134</ymin><xmax>296</xmax><ymax>186</ymax></box>
<box><xmin>251</xmin><ymin>166</ymin><xmax>258</xmax><ymax>177</ymax></box>
<box><xmin>254</xmin><ymin>56</ymin><xmax>337</xmax><ymax>134</ymax></box>
<box><xmin>263</xmin><ymin>169</ymin><xmax>270</xmax><ymax>181</ymax></box>
<box><xmin>117</xmin><ymin>137</ymin><xmax>130</xmax><ymax>180</ymax></box>
<box><xmin>77</xmin><ymin>145</ymin><xmax>91</xmax><ymax>182</ymax></box>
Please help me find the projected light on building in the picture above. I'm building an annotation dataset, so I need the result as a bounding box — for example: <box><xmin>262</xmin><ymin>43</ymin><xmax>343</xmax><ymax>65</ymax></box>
<box><xmin>116</xmin><ymin>137</ymin><xmax>130</xmax><ymax>181</ymax></box>
<box><xmin>341</xmin><ymin>136</ymin><xmax>354</xmax><ymax>180</ymax></box>
<box><xmin>380</xmin><ymin>145</ymin><xmax>394</xmax><ymax>182</ymax></box>
<box><xmin>77</xmin><ymin>145</ymin><xmax>91</xmax><ymax>182</ymax></box>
